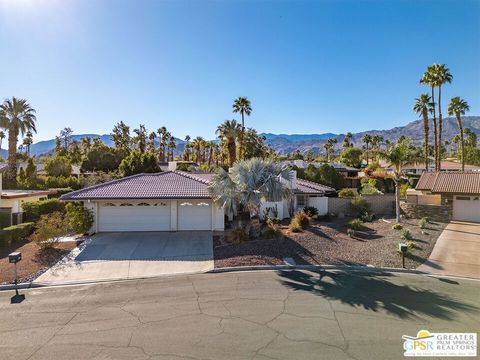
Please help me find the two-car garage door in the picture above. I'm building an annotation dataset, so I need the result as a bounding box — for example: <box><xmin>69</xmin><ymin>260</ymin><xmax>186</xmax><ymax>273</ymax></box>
<box><xmin>98</xmin><ymin>200</ymin><xmax>212</xmax><ymax>232</ymax></box>
<box><xmin>453</xmin><ymin>196</ymin><xmax>480</xmax><ymax>223</ymax></box>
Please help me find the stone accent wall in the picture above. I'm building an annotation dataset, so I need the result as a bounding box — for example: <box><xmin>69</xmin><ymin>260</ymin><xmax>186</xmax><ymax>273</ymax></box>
<box><xmin>400</xmin><ymin>202</ymin><xmax>452</xmax><ymax>222</ymax></box>
<box><xmin>328</xmin><ymin>194</ymin><xmax>396</xmax><ymax>216</ymax></box>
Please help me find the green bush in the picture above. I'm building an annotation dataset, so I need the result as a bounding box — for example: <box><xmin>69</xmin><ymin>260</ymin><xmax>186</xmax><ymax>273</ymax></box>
<box><xmin>266</xmin><ymin>217</ymin><xmax>282</xmax><ymax>226</ymax></box>
<box><xmin>348</xmin><ymin>197</ymin><xmax>371</xmax><ymax>217</ymax></box>
<box><xmin>0</xmin><ymin>212</ymin><xmax>11</xmax><ymax>229</ymax></box>
<box><xmin>338</xmin><ymin>188</ymin><xmax>357</xmax><ymax>198</ymax></box>
<box><xmin>302</xmin><ymin>206</ymin><xmax>318</xmax><ymax>218</ymax></box>
<box><xmin>66</xmin><ymin>202</ymin><xmax>94</xmax><ymax>234</ymax></box>
<box><xmin>418</xmin><ymin>217</ymin><xmax>428</xmax><ymax>229</ymax></box>
<box><xmin>44</xmin><ymin>156</ymin><xmax>72</xmax><ymax>177</ymax></box>
<box><xmin>348</xmin><ymin>218</ymin><xmax>363</xmax><ymax>231</ymax></box>
<box><xmin>30</xmin><ymin>212</ymin><xmax>71</xmax><ymax>249</ymax></box>
<box><xmin>360</xmin><ymin>178</ymin><xmax>382</xmax><ymax>195</ymax></box>
<box><xmin>347</xmin><ymin>228</ymin><xmax>356</xmax><ymax>238</ymax></box>
<box><xmin>0</xmin><ymin>222</ymin><xmax>35</xmax><ymax>247</ymax></box>
<box><xmin>360</xmin><ymin>211</ymin><xmax>375</xmax><ymax>222</ymax></box>
<box><xmin>400</xmin><ymin>182</ymin><xmax>411</xmax><ymax>199</ymax></box>
<box><xmin>392</xmin><ymin>223</ymin><xmax>403</xmax><ymax>230</ymax></box>
<box><xmin>22</xmin><ymin>198</ymin><xmax>65</xmax><ymax>222</ymax></box>
<box><xmin>400</xmin><ymin>228</ymin><xmax>413</xmax><ymax>240</ymax></box>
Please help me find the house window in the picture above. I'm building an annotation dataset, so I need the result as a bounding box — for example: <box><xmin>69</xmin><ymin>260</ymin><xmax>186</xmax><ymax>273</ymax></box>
<box><xmin>197</xmin><ymin>202</ymin><xmax>210</xmax><ymax>206</ymax></box>
<box><xmin>456</xmin><ymin>196</ymin><xmax>470</xmax><ymax>201</ymax></box>
<box><xmin>180</xmin><ymin>202</ymin><xmax>193</xmax><ymax>206</ymax></box>
<box><xmin>120</xmin><ymin>203</ymin><xmax>133</xmax><ymax>206</ymax></box>
<box><xmin>297</xmin><ymin>195</ymin><xmax>307</xmax><ymax>207</ymax></box>
<box><xmin>137</xmin><ymin>203</ymin><xmax>150</xmax><ymax>206</ymax></box>
<box><xmin>102</xmin><ymin>203</ymin><xmax>116</xmax><ymax>207</ymax></box>
<box><xmin>153</xmin><ymin>202</ymin><xmax>167</xmax><ymax>206</ymax></box>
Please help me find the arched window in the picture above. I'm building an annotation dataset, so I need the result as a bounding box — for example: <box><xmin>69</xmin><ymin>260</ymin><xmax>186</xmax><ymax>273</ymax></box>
<box><xmin>197</xmin><ymin>202</ymin><xmax>210</xmax><ymax>206</ymax></box>
<box><xmin>102</xmin><ymin>203</ymin><xmax>116</xmax><ymax>207</ymax></box>
<box><xmin>180</xmin><ymin>202</ymin><xmax>193</xmax><ymax>206</ymax></box>
<box><xmin>120</xmin><ymin>203</ymin><xmax>133</xmax><ymax>206</ymax></box>
<box><xmin>137</xmin><ymin>202</ymin><xmax>151</xmax><ymax>206</ymax></box>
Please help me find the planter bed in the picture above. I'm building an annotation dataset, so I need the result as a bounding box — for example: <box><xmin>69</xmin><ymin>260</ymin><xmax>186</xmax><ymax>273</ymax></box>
<box><xmin>214</xmin><ymin>217</ymin><xmax>447</xmax><ymax>270</ymax></box>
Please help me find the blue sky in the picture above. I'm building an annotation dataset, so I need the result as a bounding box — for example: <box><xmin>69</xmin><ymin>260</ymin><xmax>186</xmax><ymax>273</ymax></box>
<box><xmin>0</xmin><ymin>0</ymin><xmax>479</xmax><ymax>142</ymax></box>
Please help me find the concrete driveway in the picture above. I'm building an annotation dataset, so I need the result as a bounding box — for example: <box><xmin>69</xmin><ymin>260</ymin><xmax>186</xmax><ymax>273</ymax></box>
<box><xmin>34</xmin><ymin>232</ymin><xmax>213</xmax><ymax>285</ymax></box>
<box><xmin>418</xmin><ymin>221</ymin><xmax>480</xmax><ymax>278</ymax></box>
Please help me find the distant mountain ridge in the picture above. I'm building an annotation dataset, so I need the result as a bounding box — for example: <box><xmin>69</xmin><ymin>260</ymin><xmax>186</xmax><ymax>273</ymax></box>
<box><xmin>5</xmin><ymin>116</ymin><xmax>478</xmax><ymax>157</ymax></box>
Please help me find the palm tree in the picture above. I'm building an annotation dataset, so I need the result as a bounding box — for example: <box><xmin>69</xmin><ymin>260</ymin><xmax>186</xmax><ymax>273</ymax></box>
<box><xmin>413</xmin><ymin>93</ymin><xmax>434</xmax><ymax>171</ymax></box>
<box><xmin>0</xmin><ymin>130</ymin><xmax>5</xmax><ymax>158</ymax></box>
<box><xmin>23</xmin><ymin>131</ymin><xmax>33</xmax><ymax>156</ymax></box>
<box><xmin>216</xmin><ymin>120</ymin><xmax>241</xmax><ymax>167</ymax></box>
<box><xmin>157</xmin><ymin>126</ymin><xmax>167</xmax><ymax>162</ymax></box>
<box><xmin>191</xmin><ymin>136</ymin><xmax>205</xmax><ymax>164</ymax></box>
<box><xmin>342</xmin><ymin>132</ymin><xmax>353</xmax><ymax>149</ymax></box>
<box><xmin>420</xmin><ymin>66</ymin><xmax>439</xmax><ymax>170</ymax></box>
<box><xmin>431</xmin><ymin>64</ymin><xmax>452</xmax><ymax>171</ymax></box>
<box><xmin>168</xmin><ymin>136</ymin><xmax>176</xmax><ymax>161</ymax></box>
<box><xmin>183</xmin><ymin>135</ymin><xmax>191</xmax><ymax>160</ymax></box>
<box><xmin>324</xmin><ymin>138</ymin><xmax>337</xmax><ymax>162</ymax></box>
<box><xmin>381</xmin><ymin>138</ymin><xmax>416</xmax><ymax>223</ymax></box>
<box><xmin>148</xmin><ymin>131</ymin><xmax>157</xmax><ymax>152</ymax></box>
<box><xmin>208</xmin><ymin>158</ymin><xmax>291</xmax><ymax>236</ymax></box>
<box><xmin>362</xmin><ymin>134</ymin><xmax>372</xmax><ymax>165</ymax></box>
<box><xmin>448</xmin><ymin>97</ymin><xmax>470</xmax><ymax>171</ymax></box>
<box><xmin>232</xmin><ymin>97</ymin><xmax>252</xmax><ymax>161</ymax></box>
<box><xmin>0</xmin><ymin>97</ymin><xmax>37</xmax><ymax>186</ymax></box>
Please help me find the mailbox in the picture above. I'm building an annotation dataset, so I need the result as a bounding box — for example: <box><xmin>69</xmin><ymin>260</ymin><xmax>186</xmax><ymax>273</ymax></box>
<box><xmin>398</xmin><ymin>243</ymin><xmax>408</xmax><ymax>253</ymax></box>
<box><xmin>8</xmin><ymin>252</ymin><xmax>22</xmax><ymax>264</ymax></box>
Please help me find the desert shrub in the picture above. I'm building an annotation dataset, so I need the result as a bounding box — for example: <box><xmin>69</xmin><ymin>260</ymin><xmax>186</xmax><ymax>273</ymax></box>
<box><xmin>66</xmin><ymin>202</ymin><xmax>94</xmax><ymax>234</ymax></box>
<box><xmin>30</xmin><ymin>212</ymin><xmax>71</xmax><ymax>249</ymax></box>
<box><xmin>348</xmin><ymin>197</ymin><xmax>371</xmax><ymax>217</ymax></box>
<box><xmin>231</xmin><ymin>228</ymin><xmax>248</xmax><ymax>244</ymax></box>
<box><xmin>392</xmin><ymin>223</ymin><xmax>403</xmax><ymax>230</ymax></box>
<box><xmin>404</xmin><ymin>240</ymin><xmax>416</xmax><ymax>249</ymax></box>
<box><xmin>347</xmin><ymin>228</ymin><xmax>356</xmax><ymax>238</ymax></box>
<box><xmin>23</xmin><ymin>198</ymin><xmax>65</xmax><ymax>222</ymax></box>
<box><xmin>348</xmin><ymin>218</ymin><xmax>363</xmax><ymax>231</ymax></box>
<box><xmin>263</xmin><ymin>224</ymin><xmax>283</xmax><ymax>239</ymax></box>
<box><xmin>288</xmin><ymin>218</ymin><xmax>302</xmax><ymax>232</ymax></box>
<box><xmin>0</xmin><ymin>222</ymin><xmax>35</xmax><ymax>247</ymax></box>
<box><xmin>266</xmin><ymin>217</ymin><xmax>282</xmax><ymax>226</ymax></box>
<box><xmin>338</xmin><ymin>188</ymin><xmax>357</xmax><ymax>198</ymax></box>
<box><xmin>360</xmin><ymin>211</ymin><xmax>375</xmax><ymax>222</ymax></box>
<box><xmin>418</xmin><ymin>217</ymin><xmax>428</xmax><ymax>229</ymax></box>
<box><xmin>293</xmin><ymin>211</ymin><xmax>310</xmax><ymax>229</ymax></box>
<box><xmin>262</xmin><ymin>205</ymin><xmax>279</xmax><ymax>223</ymax></box>
<box><xmin>400</xmin><ymin>182</ymin><xmax>411</xmax><ymax>199</ymax></box>
<box><xmin>400</xmin><ymin>228</ymin><xmax>413</xmax><ymax>240</ymax></box>
<box><xmin>360</xmin><ymin>178</ymin><xmax>383</xmax><ymax>195</ymax></box>
<box><xmin>302</xmin><ymin>206</ymin><xmax>318</xmax><ymax>218</ymax></box>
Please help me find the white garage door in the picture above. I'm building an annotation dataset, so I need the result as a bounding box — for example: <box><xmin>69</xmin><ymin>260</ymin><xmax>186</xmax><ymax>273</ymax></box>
<box><xmin>98</xmin><ymin>201</ymin><xmax>171</xmax><ymax>232</ymax></box>
<box><xmin>178</xmin><ymin>200</ymin><xmax>212</xmax><ymax>231</ymax></box>
<box><xmin>453</xmin><ymin>196</ymin><xmax>480</xmax><ymax>223</ymax></box>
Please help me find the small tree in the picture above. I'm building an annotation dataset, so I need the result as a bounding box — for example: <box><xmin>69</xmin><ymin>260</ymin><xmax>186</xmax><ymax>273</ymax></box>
<box><xmin>66</xmin><ymin>202</ymin><xmax>94</xmax><ymax>234</ymax></box>
<box><xmin>30</xmin><ymin>212</ymin><xmax>71</xmax><ymax>249</ymax></box>
<box><xmin>45</xmin><ymin>156</ymin><xmax>72</xmax><ymax>177</ymax></box>
<box><xmin>119</xmin><ymin>150</ymin><xmax>160</xmax><ymax>176</ymax></box>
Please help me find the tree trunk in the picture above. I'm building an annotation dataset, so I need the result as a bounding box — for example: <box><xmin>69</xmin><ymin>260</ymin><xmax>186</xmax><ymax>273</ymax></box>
<box><xmin>457</xmin><ymin>114</ymin><xmax>465</xmax><ymax>171</ymax></box>
<box><xmin>239</xmin><ymin>112</ymin><xmax>245</xmax><ymax>161</ymax></box>
<box><xmin>437</xmin><ymin>86</ymin><xmax>442</xmax><ymax>171</ymax></box>
<box><xmin>7</xmin><ymin>126</ymin><xmax>18</xmax><ymax>188</ymax></box>
<box><xmin>431</xmin><ymin>87</ymin><xmax>438</xmax><ymax>171</ymax></box>
<box><xmin>366</xmin><ymin>144</ymin><xmax>369</xmax><ymax>166</ymax></box>
<box><xmin>394</xmin><ymin>177</ymin><xmax>401</xmax><ymax>223</ymax></box>
<box><xmin>228</xmin><ymin>140</ymin><xmax>236</xmax><ymax>167</ymax></box>
<box><xmin>423</xmin><ymin>110</ymin><xmax>429</xmax><ymax>171</ymax></box>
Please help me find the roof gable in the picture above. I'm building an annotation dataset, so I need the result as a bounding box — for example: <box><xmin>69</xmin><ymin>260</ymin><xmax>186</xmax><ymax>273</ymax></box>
<box><xmin>416</xmin><ymin>172</ymin><xmax>480</xmax><ymax>194</ymax></box>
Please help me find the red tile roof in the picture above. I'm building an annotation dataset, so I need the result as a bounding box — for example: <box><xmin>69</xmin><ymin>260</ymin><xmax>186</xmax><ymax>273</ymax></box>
<box><xmin>416</xmin><ymin>172</ymin><xmax>480</xmax><ymax>194</ymax></box>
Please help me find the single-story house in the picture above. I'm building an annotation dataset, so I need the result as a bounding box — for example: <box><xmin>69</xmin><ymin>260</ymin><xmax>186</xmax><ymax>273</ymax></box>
<box><xmin>414</xmin><ymin>171</ymin><xmax>480</xmax><ymax>223</ymax></box>
<box><xmin>0</xmin><ymin>164</ymin><xmax>54</xmax><ymax>225</ymax></box>
<box><xmin>379</xmin><ymin>159</ymin><xmax>480</xmax><ymax>174</ymax></box>
<box><xmin>61</xmin><ymin>170</ymin><xmax>336</xmax><ymax>233</ymax></box>
<box><xmin>280</xmin><ymin>160</ymin><xmax>359</xmax><ymax>177</ymax></box>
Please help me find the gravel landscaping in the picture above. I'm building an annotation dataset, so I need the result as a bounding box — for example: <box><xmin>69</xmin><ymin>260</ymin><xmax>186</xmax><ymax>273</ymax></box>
<box><xmin>0</xmin><ymin>240</ymin><xmax>79</xmax><ymax>284</ymax></box>
<box><xmin>214</xmin><ymin>217</ymin><xmax>448</xmax><ymax>269</ymax></box>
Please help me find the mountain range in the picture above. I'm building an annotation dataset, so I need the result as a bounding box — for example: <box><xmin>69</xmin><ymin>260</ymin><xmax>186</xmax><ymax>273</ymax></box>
<box><xmin>3</xmin><ymin>116</ymin><xmax>479</xmax><ymax>157</ymax></box>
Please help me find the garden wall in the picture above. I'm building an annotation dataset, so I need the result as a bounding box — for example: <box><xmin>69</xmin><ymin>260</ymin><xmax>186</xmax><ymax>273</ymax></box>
<box><xmin>328</xmin><ymin>194</ymin><xmax>395</xmax><ymax>216</ymax></box>
<box><xmin>400</xmin><ymin>202</ymin><xmax>452</xmax><ymax>222</ymax></box>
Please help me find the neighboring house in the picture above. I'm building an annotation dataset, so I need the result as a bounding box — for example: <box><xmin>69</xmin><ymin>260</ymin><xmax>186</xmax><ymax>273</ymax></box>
<box><xmin>412</xmin><ymin>172</ymin><xmax>480</xmax><ymax>223</ymax></box>
<box><xmin>0</xmin><ymin>164</ymin><xmax>53</xmax><ymax>225</ymax></box>
<box><xmin>378</xmin><ymin>159</ymin><xmax>480</xmax><ymax>174</ymax></box>
<box><xmin>280</xmin><ymin>160</ymin><xmax>359</xmax><ymax>177</ymax></box>
<box><xmin>61</xmin><ymin>170</ymin><xmax>336</xmax><ymax>233</ymax></box>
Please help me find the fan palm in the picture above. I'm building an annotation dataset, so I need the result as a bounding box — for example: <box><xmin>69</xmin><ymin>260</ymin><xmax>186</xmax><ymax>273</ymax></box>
<box><xmin>0</xmin><ymin>130</ymin><xmax>5</xmax><ymax>158</ymax></box>
<box><xmin>342</xmin><ymin>132</ymin><xmax>352</xmax><ymax>149</ymax></box>
<box><xmin>0</xmin><ymin>97</ymin><xmax>37</xmax><ymax>186</ymax></box>
<box><xmin>362</xmin><ymin>134</ymin><xmax>372</xmax><ymax>165</ymax></box>
<box><xmin>183</xmin><ymin>135</ymin><xmax>191</xmax><ymax>160</ymax></box>
<box><xmin>448</xmin><ymin>97</ymin><xmax>470</xmax><ymax>171</ymax></box>
<box><xmin>431</xmin><ymin>64</ymin><xmax>452</xmax><ymax>170</ymax></box>
<box><xmin>216</xmin><ymin>120</ymin><xmax>241</xmax><ymax>167</ymax></box>
<box><xmin>413</xmin><ymin>93</ymin><xmax>434</xmax><ymax>171</ymax></box>
<box><xmin>420</xmin><ymin>67</ymin><xmax>439</xmax><ymax>170</ymax></box>
<box><xmin>232</xmin><ymin>97</ymin><xmax>252</xmax><ymax>160</ymax></box>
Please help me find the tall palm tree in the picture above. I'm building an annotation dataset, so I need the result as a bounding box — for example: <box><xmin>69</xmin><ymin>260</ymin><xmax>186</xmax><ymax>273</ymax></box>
<box><xmin>183</xmin><ymin>135</ymin><xmax>191</xmax><ymax>160</ymax></box>
<box><xmin>232</xmin><ymin>97</ymin><xmax>252</xmax><ymax>161</ymax></box>
<box><xmin>431</xmin><ymin>64</ymin><xmax>452</xmax><ymax>171</ymax></box>
<box><xmin>0</xmin><ymin>130</ymin><xmax>5</xmax><ymax>158</ymax></box>
<box><xmin>420</xmin><ymin>66</ymin><xmax>439</xmax><ymax>170</ymax></box>
<box><xmin>157</xmin><ymin>126</ymin><xmax>167</xmax><ymax>162</ymax></box>
<box><xmin>342</xmin><ymin>132</ymin><xmax>353</xmax><ymax>149</ymax></box>
<box><xmin>413</xmin><ymin>93</ymin><xmax>433</xmax><ymax>171</ymax></box>
<box><xmin>0</xmin><ymin>97</ymin><xmax>37</xmax><ymax>186</ymax></box>
<box><xmin>23</xmin><ymin>131</ymin><xmax>33</xmax><ymax>156</ymax></box>
<box><xmin>216</xmin><ymin>120</ymin><xmax>241</xmax><ymax>167</ymax></box>
<box><xmin>191</xmin><ymin>136</ymin><xmax>205</xmax><ymax>164</ymax></box>
<box><xmin>362</xmin><ymin>134</ymin><xmax>372</xmax><ymax>165</ymax></box>
<box><xmin>168</xmin><ymin>136</ymin><xmax>176</xmax><ymax>161</ymax></box>
<box><xmin>448</xmin><ymin>97</ymin><xmax>470</xmax><ymax>171</ymax></box>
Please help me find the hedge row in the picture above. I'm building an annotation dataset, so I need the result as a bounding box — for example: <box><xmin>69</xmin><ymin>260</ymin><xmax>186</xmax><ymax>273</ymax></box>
<box><xmin>0</xmin><ymin>222</ymin><xmax>35</xmax><ymax>247</ymax></box>
<box><xmin>22</xmin><ymin>198</ymin><xmax>65</xmax><ymax>222</ymax></box>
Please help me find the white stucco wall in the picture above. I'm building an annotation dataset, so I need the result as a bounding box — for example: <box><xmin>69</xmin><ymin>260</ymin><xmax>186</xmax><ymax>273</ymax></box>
<box><xmin>83</xmin><ymin>201</ymin><xmax>98</xmax><ymax>234</ymax></box>
<box><xmin>212</xmin><ymin>204</ymin><xmax>224</xmax><ymax>231</ymax></box>
<box><xmin>2</xmin><ymin>195</ymin><xmax>49</xmax><ymax>213</ymax></box>
<box><xmin>307</xmin><ymin>196</ymin><xmax>329</xmax><ymax>216</ymax></box>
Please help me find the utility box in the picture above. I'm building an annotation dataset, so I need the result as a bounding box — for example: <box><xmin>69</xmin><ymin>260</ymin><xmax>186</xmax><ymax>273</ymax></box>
<box><xmin>8</xmin><ymin>252</ymin><xmax>22</xmax><ymax>264</ymax></box>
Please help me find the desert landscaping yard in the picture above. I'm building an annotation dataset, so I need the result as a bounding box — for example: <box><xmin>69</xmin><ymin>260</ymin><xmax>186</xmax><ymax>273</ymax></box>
<box><xmin>214</xmin><ymin>217</ymin><xmax>448</xmax><ymax>270</ymax></box>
